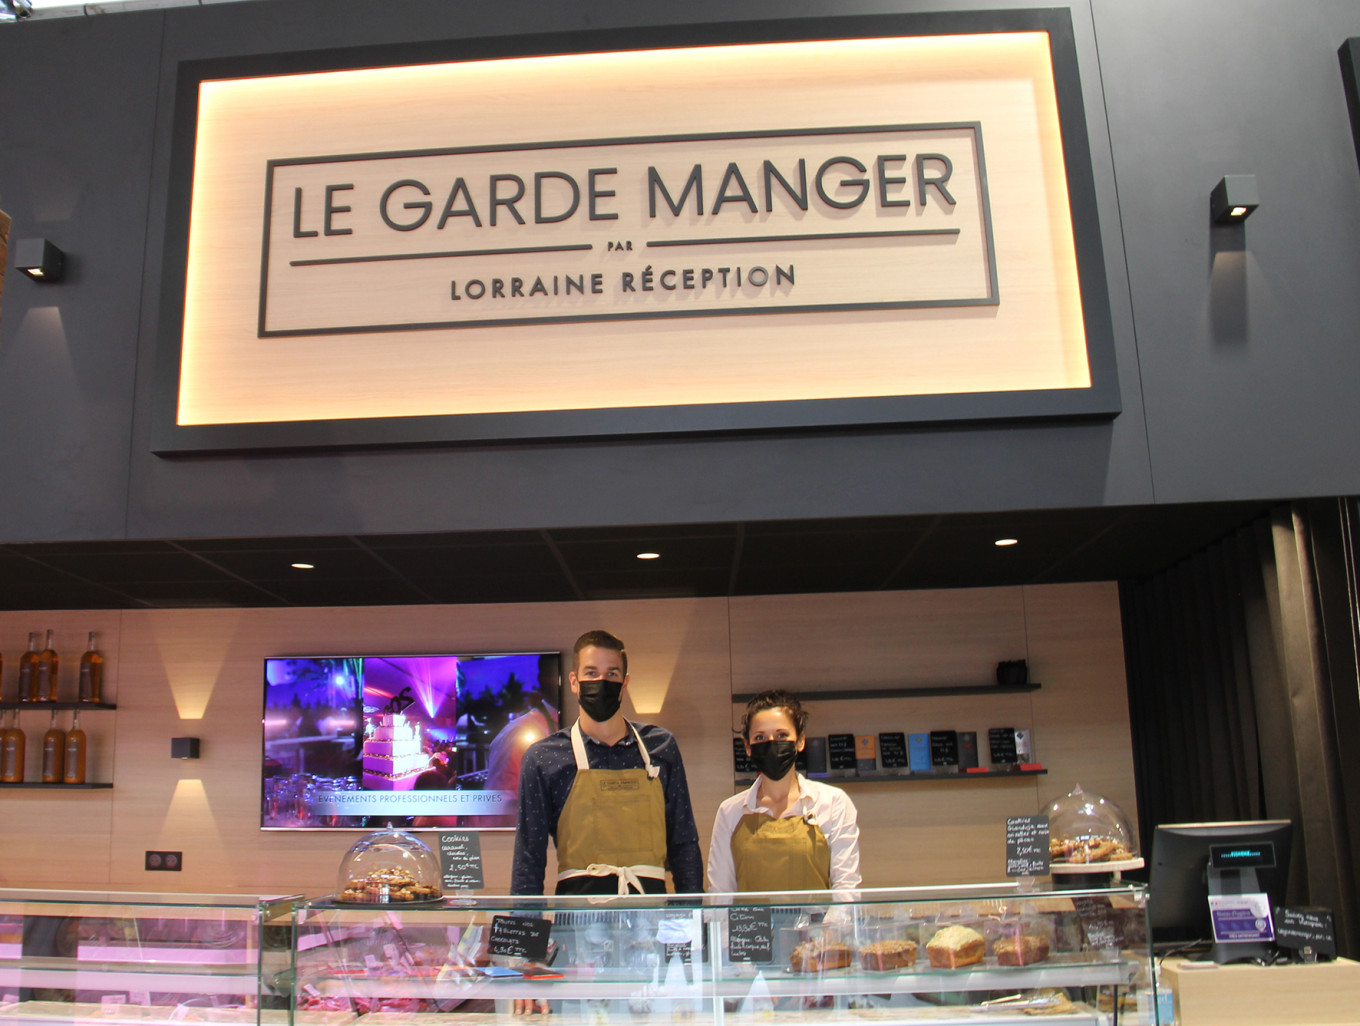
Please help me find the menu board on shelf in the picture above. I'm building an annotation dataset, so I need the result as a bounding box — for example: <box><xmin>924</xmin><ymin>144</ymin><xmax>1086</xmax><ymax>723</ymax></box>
<box><xmin>827</xmin><ymin>734</ymin><xmax>857</xmax><ymax>777</ymax></box>
<box><xmin>878</xmin><ymin>732</ymin><xmax>909</xmax><ymax>770</ymax></box>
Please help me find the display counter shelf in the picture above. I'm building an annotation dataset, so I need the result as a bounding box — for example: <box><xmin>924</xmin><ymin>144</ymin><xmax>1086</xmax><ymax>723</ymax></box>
<box><xmin>294</xmin><ymin>882</ymin><xmax>1155</xmax><ymax>1025</ymax></box>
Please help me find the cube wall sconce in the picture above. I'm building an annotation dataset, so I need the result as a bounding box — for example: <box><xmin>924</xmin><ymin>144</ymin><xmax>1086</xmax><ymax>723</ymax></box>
<box><xmin>170</xmin><ymin>737</ymin><xmax>201</xmax><ymax>760</ymax></box>
<box><xmin>15</xmin><ymin>238</ymin><xmax>65</xmax><ymax>282</ymax></box>
<box><xmin>1211</xmin><ymin>175</ymin><xmax>1259</xmax><ymax>224</ymax></box>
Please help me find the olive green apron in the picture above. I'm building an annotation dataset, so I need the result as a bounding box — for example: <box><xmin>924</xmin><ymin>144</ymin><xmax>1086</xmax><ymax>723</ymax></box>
<box><xmin>555</xmin><ymin>721</ymin><xmax>668</xmax><ymax>894</ymax></box>
<box><xmin>731</xmin><ymin>806</ymin><xmax>832</xmax><ymax>891</ymax></box>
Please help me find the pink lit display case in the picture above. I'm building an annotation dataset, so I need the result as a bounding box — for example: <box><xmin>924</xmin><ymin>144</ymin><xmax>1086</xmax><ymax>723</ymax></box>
<box><xmin>0</xmin><ymin>889</ymin><xmax>305</xmax><ymax>1024</ymax></box>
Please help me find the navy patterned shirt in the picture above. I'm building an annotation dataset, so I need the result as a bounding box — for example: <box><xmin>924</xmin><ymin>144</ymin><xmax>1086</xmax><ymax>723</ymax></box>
<box><xmin>510</xmin><ymin>721</ymin><xmax>704</xmax><ymax>895</ymax></box>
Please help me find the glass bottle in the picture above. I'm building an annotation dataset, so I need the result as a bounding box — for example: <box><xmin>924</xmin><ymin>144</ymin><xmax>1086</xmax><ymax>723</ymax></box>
<box><xmin>18</xmin><ymin>632</ymin><xmax>37</xmax><ymax>702</ymax></box>
<box><xmin>35</xmin><ymin>629</ymin><xmax>58</xmax><ymax>703</ymax></box>
<box><xmin>63</xmin><ymin>710</ymin><xmax>87</xmax><ymax>785</ymax></box>
<box><xmin>41</xmin><ymin>709</ymin><xmax>65</xmax><ymax>784</ymax></box>
<box><xmin>1</xmin><ymin>711</ymin><xmax>26</xmax><ymax>783</ymax></box>
<box><xmin>78</xmin><ymin>632</ymin><xmax>103</xmax><ymax>704</ymax></box>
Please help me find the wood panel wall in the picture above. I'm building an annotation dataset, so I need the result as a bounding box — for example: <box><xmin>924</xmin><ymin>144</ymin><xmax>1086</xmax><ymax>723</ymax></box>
<box><xmin>0</xmin><ymin>581</ymin><xmax>1133</xmax><ymax>897</ymax></box>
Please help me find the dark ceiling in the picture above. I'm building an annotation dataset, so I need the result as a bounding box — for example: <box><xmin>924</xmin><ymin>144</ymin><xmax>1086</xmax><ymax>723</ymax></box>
<box><xmin>0</xmin><ymin>501</ymin><xmax>1275</xmax><ymax>610</ymax></box>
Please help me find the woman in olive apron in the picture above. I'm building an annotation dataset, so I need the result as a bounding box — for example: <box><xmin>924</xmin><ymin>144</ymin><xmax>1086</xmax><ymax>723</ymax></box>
<box><xmin>707</xmin><ymin>689</ymin><xmax>861</xmax><ymax>893</ymax></box>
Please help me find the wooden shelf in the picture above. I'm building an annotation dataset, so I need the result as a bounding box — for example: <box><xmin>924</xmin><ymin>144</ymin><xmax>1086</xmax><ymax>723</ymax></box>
<box><xmin>735</xmin><ymin>767</ymin><xmax>1047</xmax><ymax>786</ymax></box>
<box><xmin>731</xmin><ymin>684</ymin><xmax>1040</xmax><ymax>702</ymax></box>
<box><xmin>0</xmin><ymin>700</ymin><xmax>116</xmax><ymax>711</ymax></box>
<box><xmin>0</xmin><ymin>781</ymin><xmax>113</xmax><ymax>789</ymax></box>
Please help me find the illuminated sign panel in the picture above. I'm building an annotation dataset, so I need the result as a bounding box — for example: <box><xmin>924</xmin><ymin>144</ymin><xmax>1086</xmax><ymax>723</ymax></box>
<box><xmin>262</xmin><ymin>124</ymin><xmax>994</xmax><ymax>335</ymax></box>
<box><xmin>155</xmin><ymin>15</ymin><xmax>1117</xmax><ymax>451</ymax></box>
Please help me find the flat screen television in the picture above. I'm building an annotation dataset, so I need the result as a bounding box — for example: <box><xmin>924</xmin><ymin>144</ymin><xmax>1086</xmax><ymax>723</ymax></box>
<box><xmin>1148</xmin><ymin>819</ymin><xmax>1293</xmax><ymax>962</ymax></box>
<box><xmin>262</xmin><ymin>651</ymin><xmax>561</xmax><ymax>830</ymax></box>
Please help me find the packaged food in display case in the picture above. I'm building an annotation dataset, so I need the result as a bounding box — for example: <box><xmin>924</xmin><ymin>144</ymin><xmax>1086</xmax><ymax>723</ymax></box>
<box><xmin>990</xmin><ymin>912</ymin><xmax>1057</xmax><ymax>966</ymax></box>
<box><xmin>336</xmin><ymin>828</ymin><xmax>444</xmax><ymax>904</ymax></box>
<box><xmin>921</xmin><ymin>917</ymin><xmax>989</xmax><ymax>969</ymax></box>
<box><xmin>1044</xmin><ymin>783</ymin><xmax>1138</xmax><ymax>864</ymax></box>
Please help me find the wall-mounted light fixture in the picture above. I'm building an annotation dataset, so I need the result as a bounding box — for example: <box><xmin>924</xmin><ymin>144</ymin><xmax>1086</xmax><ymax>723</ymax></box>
<box><xmin>15</xmin><ymin>238</ymin><xmax>65</xmax><ymax>282</ymax></box>
<box><xmin>170</xmin><ymin>737</ymin><xmax>201</xmax><ymax>760</ymax></box>
<box><xmin>1211</xmin><ymin>175</ymin><xmax>1259</xmax><ymax>224</ymax></box>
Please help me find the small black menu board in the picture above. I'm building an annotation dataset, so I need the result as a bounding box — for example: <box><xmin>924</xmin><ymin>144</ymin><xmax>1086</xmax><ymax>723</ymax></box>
<box><xmin>732</xmin><ymin>737</ymin><xmax>758</xmax><ymax>776</ymax></box>
<box><xmin>1005</xmin><ymin>815</ymin><xmax>1051</xmax><ymax>877</ymax></box>
<box><xmin>878</xmin><ymin>732</ymin><xmax>909</xmax><ymax>769</ymax></box>
<box><xmin>827</xmin><ymin>734</ymin><xmax>857</xmax><ymax>774</ymax></box>
<box><xmin>438</xmin><ymin>831</ymin><xmax>484</xmax><ymax>890</ymax></box>
<box><xmin>930</xmin><ymin>730</ymin><xmax>959</xmax><ymax>768</ymax></box>
<box><xmin>989</xmin><ymin>727</ymin><xmax>1019</xmax><ymax>764</ymax></box>
<box><xmin>727</xmin><ymin>907</ymin><xmax>774</xmax><ymax>963</ymax></box>
<box><xmin>1273</xmin><ymin>906</ymin><xmax>1336</xmax><ymax>958</ymax></box>
<box><xmin>489</xmin><ymin>915</ymin><xmax>551</xmax><ymax>961</ymax></box>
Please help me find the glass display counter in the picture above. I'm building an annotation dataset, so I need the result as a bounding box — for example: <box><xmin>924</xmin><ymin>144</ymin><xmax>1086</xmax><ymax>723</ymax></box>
<box><xmin>0</xmin><ymin>888</ymin><xmax>302</xmax><ymax>1024</ymax></box>
<box><xmin>293</xmin><ymin>882</ymin><xmax>1158</xmax><ymax>1025</ymax></box>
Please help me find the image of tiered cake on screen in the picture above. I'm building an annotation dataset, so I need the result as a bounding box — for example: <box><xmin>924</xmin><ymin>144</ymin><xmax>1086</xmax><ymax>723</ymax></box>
<box><xmin>362</xmin><ymin>712</ymin><xmax>428</xmax><ymax>791</ymax></box>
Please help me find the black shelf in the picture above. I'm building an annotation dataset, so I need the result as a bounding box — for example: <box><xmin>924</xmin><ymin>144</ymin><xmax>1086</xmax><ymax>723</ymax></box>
<box><xmin>0</xmin><ymin>781</ymin><xmax>113</xmax><ymax>789</ymax></box>
<box><xmin>735</xmin><ymin>767</ymin><xmax>1048</xmax><ymax>786</ymax></box>
<box><xmin>731</xmin><ymin>684</ymin><xmax>1040</xmax><ymax>703</ymax></box>
<box><xmin>0</xmin><ymin>701</ymin><xmax>116</xmax><ymax>711</ymax></box>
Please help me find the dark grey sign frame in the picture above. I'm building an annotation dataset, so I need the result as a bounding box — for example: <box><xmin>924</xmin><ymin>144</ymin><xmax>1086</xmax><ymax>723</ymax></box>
<box><xmin>153</xmin><ymin>9</ymin><xmax>1119</xmax><ymax>455</ymax></box>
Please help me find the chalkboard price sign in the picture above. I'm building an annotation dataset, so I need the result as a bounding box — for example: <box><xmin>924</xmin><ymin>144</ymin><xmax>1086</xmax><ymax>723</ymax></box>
<box><xmin>878</xmin><ymin>732</ymin><xmax>909</xmax><ymax>769</ymax></box>
<box><xmin>1073</xmin><ymin>895</ymin><xmax>1118</xmax><ymax>948</ymax></box>
<box><xmin>1005</xmin><ymin>815</ymin><xmax>1050</xmax><ymax>877</ymax></box>
<box><xmin>827</xmin><ymin>734</ymin><xmax>858</xmax><ymax>772</ymax></box>
<box><xmin>1273</xmin><ymin>906</ymin><xmax>1336</xmax><ymax>958</ymax></box>
<box><xmin>489</xmin><ymin>915</ymin><xmax>551</xmax><ymax>961</ymax></box>
<box><xmin>727</xmin><ymin>908</ymin><xmax>774</xmax><ymax>963</ymax></box>
<box><xmin>438</xmin><ymin>831</ymin><xmax>485</xmax><ymax>890</ymax></box>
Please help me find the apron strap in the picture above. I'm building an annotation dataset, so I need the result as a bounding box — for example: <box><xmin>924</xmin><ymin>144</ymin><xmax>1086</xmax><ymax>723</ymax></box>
<box><xmin>570</xmin><ymin>720</ymin><xmax>660</xmax><ymax>778</ymax></box>
<box><xmin>557</xmin><ymin>863</ymin><xmax>667</xmax><ymax>896</ymax></box>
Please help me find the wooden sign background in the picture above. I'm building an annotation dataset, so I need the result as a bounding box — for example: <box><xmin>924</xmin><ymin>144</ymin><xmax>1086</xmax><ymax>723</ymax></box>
<box><xmin>158</xmin><ymin>17</ymin><xmax>1114</xmax><ymax>449</ymax></box>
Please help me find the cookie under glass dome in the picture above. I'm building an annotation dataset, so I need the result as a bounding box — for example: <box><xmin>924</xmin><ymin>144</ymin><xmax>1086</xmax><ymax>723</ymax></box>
<box><xmin>1044</xmin><ymin>783</ymin><xmax>1138</xmax><ymax>864</ymax></box>
<box><xmin>336</xmin><ymin>829</ymin><xmax>444</xmax><ymax>904</ymax></box>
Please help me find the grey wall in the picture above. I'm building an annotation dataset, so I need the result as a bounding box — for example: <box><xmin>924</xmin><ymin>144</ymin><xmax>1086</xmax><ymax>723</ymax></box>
<box><xmin>0</xmin><ymin>0</ymin><xmax>1357</xmax><ymax>544</ymax></box>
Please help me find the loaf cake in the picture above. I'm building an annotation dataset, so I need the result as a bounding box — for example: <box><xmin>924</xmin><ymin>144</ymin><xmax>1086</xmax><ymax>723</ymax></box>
<box><xmin>789</xmin><ymin>937</ymin><xmax>854</xmax><ymax>973</ymax></box>
<box><xmin>994</xmin><ymin>933</ymin><xmax>1050</xmax><ymax>965</ymax></box>
<box><xmin>858</xmin><ymin>938</ymin><xmax>917</xmax><ymax>970</ymax></box>
<box><xmin>925</xmin><ymin>924</ymin><xmax>985</xmax><ymax>969</ymax></box>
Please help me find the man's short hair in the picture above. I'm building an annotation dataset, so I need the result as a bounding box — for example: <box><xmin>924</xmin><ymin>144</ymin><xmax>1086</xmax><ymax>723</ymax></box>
<box><xmin>573</xmin><ymin>629</ymin><xmax>627</xmax><ymax>675</ymax></box>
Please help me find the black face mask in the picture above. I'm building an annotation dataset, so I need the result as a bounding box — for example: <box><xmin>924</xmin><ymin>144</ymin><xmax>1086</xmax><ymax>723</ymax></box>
<box><xmin>577</xmin><ymin>679</ymin><xmax>624</xmax><ymax>722</ymax></box>
<box><xmin>749</xmin><ymin>739</ymin><xmax>799</xmax><ymax>781</ymax></box>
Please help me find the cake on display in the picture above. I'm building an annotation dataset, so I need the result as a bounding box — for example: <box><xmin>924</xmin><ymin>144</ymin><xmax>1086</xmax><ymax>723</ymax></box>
<box><xmin>362</xmin><ymin>713</ymin><xmax>428</xmax><ymax>790</ymax></box>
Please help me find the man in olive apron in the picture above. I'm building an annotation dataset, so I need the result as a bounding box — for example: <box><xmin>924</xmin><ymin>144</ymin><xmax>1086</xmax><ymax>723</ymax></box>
<box><xmin>511</xmin><ymin>630</ymin><xmax>703</xmax><ymax>897</ymax></box>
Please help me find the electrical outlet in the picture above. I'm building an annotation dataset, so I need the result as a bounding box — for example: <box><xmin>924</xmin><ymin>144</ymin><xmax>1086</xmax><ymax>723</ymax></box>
<box><xmin>145</xmin><ymin>851</ymin><xmax>182</xmax><ymax>871</ymax></box>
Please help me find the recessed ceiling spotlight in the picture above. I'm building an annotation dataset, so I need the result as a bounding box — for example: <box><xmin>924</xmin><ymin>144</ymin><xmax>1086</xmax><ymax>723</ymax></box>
<box><xmin>636</xmin><ymin>552</ymin><xmax>661</xmax><ymax>560</ymax></box>
<box><xmin>994</xmin><ymin>538</ymin><xmax>1019</xmax><ymax>547</ymax></box>
<box><xmin>290</xmin><ymin>562</ymin><xmax>316</xmax><ymax>570</ymax></box>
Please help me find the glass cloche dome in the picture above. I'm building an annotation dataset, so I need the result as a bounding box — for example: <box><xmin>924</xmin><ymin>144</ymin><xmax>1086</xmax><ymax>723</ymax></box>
<box><xmin>1043</xmin><ymin>784</ymin><xmax>1137</xmax><ymax>863</ymax></box>
<box><xmin>336</xmin><ymin>829</ymin><xmax>443</xmax><ymax>903</ymax></box>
